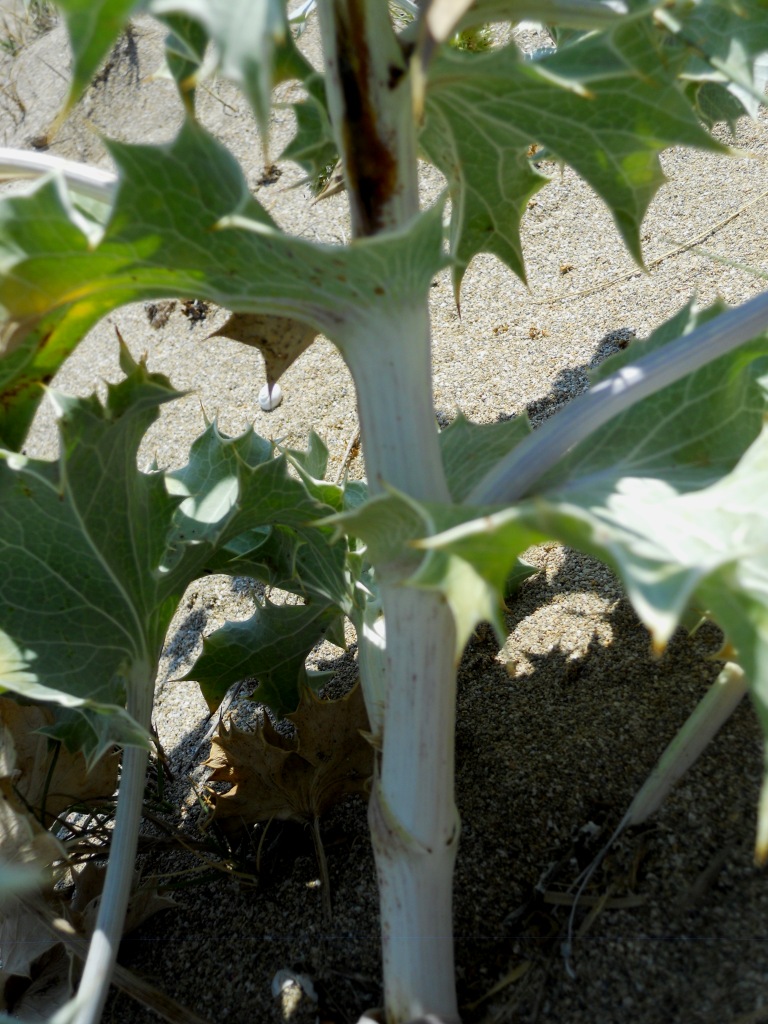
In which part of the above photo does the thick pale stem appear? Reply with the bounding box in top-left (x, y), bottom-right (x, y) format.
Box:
top-left (344, 307), bottom-right (460, 1023)
top-left (316, 0), bottom-right (418, 237)
top-left (57, 671), bottom-right (152, 1024)
top-left (378, 588), bottom-right (457, 846)
top-left (370, 586), bottom-right (460, 1024)
top-left (341, 304), bottom-right (448, 502)
top-left (317, 5), bottom-right (462, 1020)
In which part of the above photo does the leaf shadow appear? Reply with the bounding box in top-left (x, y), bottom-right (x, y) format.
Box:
top-left (524, 326), bottom-right (637, 426)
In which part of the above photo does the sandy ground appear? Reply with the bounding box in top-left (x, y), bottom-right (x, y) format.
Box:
top-left (3, 6), bottom-right (768, 1024)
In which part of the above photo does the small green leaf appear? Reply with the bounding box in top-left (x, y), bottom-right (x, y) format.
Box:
top-left (164, 422), bottom-right (353, 610)
top-left (326, 491), bottom-right (429, 579)
top-left (160, 13), bottom-right (209, 112)
top-left (279, 78), bottom-right (339, 186)
top-left (150, 0), bottom-right (314, 138)
top-left (284, 430), bottom-right (330, 483)
top-left (661, 0), bottom-right (768, 118)
top-left (187, 598), bottom-right (340, 716)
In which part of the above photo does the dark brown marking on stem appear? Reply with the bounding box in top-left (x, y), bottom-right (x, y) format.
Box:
top-left (387, 62), bottom-right (405, 89)
top-left (334, 0), bottom-right (402, 236)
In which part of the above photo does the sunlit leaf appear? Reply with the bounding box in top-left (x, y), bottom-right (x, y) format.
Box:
top-left (422, 19), bottom-right (725, 294)
top-left (0, 119), bottom-right (446, 448)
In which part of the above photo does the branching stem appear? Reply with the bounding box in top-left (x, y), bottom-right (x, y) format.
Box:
top-left (317, 4), bottom-right (461, 1021)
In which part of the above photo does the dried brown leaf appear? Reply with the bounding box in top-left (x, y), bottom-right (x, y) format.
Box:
top-left (0, 722), bottom-right (64, 883)
top-left (74, 862), bottom-right (175, 935)
top-left (1, 871), bottom-right (175, 1013)
top-left (205, 682), bottom-right (373, 830)
top-left (0, 900), bottom-right (59, 978)
top-left (5, 943), bottom-right (72, 1020)
top-left (209, 313), bottom-right (319, 388)
top-left (0, 697), bottom-right (118, 826)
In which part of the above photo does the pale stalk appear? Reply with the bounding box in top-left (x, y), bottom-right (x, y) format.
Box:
top-left (0, 147), bottom-right (116, 201)
top-left (623, 661), bottom-right (747, 828)
top-left (342, 308), bottom-right (461, 1023)
top-left (370, 585), bottom-right (460, 1024)
top-left (317, 3), bottom-right (461, 1019)
top-left (55, 665), bottom-right (153, 1024)
top-left (563, 661), bottom-right (748, 969)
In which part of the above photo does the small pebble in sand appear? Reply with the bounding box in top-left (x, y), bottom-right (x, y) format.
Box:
top-left (259, 382), bottom-right (283, 411)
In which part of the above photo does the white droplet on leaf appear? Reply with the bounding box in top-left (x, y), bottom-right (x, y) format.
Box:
top-left (259, 382), bottom-right (283, 411)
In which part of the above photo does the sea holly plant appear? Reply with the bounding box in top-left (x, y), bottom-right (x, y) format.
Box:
top-left (1, 1), bottom-right (768, 1023)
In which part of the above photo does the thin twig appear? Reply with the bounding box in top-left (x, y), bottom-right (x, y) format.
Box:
top-left (334, 427), bottom-right (361, 484)
top-left (184, 680), bottom-right (245, 768)
top-left (312, 814), bottom-right (333, 923)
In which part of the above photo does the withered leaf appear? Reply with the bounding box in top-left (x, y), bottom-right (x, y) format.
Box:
top-left (0, 698), bottom-right (118, 827)
top-left (4, 942), bottom-right (72, 1019)
top-left (74, 862), bottom-right (175, 935)
top-left (205, 682), bottom-right (373, 830)
top-left (0, 708), bottom-right (170, 1017)
top-left (209, 313), bottom-right (319, 388)
top-left (1, 876), bottom-right (175, 1018)
top-left (0, 899), bottom-right (59, 979)
top-left (0, 715), bottom-right (66, 881)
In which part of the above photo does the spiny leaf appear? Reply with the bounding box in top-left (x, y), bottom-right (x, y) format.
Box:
top-left (418, 299), bottom-right (768, 636)
top-left (0, 345), bottom-right (345, 760)
top-left (534, 298), bottom-right (768, 494)
top-left (422, 18), bottom-right (726, 295)
top-left (204, 682), bottom-right (372, 830)
top-left (187, 598), bottom-right (341, 717)
top-left (0, 349), bottom-right (182, 757)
